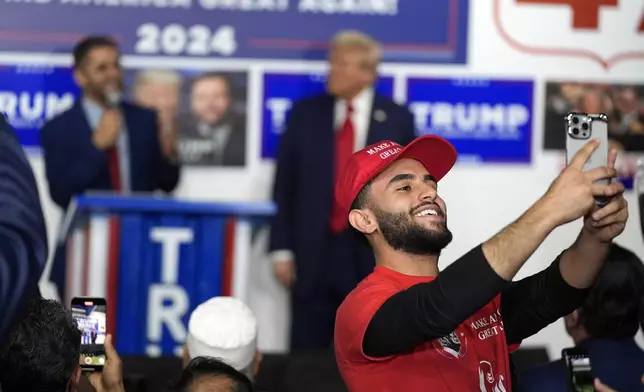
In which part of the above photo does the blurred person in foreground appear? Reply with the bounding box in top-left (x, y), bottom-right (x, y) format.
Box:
top-left (519, 244), bottom-right (644, 392)
top-left (0, 297), bottom-right (124, 392)
top-left (333, 136), bottom-right (628, 391)
top-left (270, 30), bottom-right (416, 350)
top-left (171, 357), bottom-right (254, 392)
top-left (0, 114), bottom-right (48, 343)
top-left (40, 36), bottom-right (181, 300)
top-left (177, 72), bottom-right (246, 166)
top-left (182, 297), bottom-right (262, 382)
top-left (131, 69), bottom-right (183, 157)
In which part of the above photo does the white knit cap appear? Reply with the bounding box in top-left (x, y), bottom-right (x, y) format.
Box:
top-left (187, 297), bottom-right (257, 371)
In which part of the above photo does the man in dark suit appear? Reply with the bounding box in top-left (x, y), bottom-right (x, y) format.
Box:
top-left (40, 36), bottom-right (181, 299)
top-left (0, 114), bottom-right (48, 344)
top-left (177, 72), bottom-right (246, 167)
top-left (270, 30), bottom-right (417, 350)
top-left (518, 244), bottom-right (644, 392)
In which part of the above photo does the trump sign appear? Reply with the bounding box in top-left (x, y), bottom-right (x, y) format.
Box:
top-left (407, 78), bottom-right (534, 163)
top-left (261, 72), bottom-right (395, 159)
top-left (0, 65), bottom-right (79, 147)
top-left (494, 0), bottom-right (644, 69)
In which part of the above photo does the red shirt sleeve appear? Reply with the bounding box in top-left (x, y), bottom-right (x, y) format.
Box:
top-left (335, 278), bottom-right (402, 364)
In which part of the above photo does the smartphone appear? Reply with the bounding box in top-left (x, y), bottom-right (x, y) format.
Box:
top-left (565, 112), bottom-right (610, 205)
top-left (562, 348), bottom-right (596, 392)
top-left (71, 297), bottom-right (107, 371)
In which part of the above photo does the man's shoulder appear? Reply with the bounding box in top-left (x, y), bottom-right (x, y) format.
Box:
top-left (291, 93), bottom-right (333, 111)
top-left (42, 104), bottom-right (79, 130)
top-left (122, 101), bottom-right (156, 119)
top-left (337, 272), bottom-right (402, 322)
top-left (374, 94), bottom-right (410, 114)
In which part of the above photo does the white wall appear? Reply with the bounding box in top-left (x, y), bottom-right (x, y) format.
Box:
top-left (23, 0), bottom-right (644, 358)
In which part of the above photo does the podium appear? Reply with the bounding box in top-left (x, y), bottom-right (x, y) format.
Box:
top-left (59, 194), bottom-right (275, 357)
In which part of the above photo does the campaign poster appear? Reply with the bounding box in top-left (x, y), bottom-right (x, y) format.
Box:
top-left (126, 69), bottom-right (249, 167)
top-left (543, 81), bottom-right (644, 190)
top-left (261, 72), bottom-right (395, 159)
top-left (406, 78), bottom-right (534, 163)
top-left (0, 65), bottom-right (79, 147)
top-left (0, 0), bottom-right (469, 63)
top-left (543, 82), bottom-right (644, 151)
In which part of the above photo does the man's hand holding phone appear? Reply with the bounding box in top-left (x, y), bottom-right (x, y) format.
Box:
top-left (87, 335), bottom-right (124, 392)
top-left (541, 140), bottom-right (622, 227)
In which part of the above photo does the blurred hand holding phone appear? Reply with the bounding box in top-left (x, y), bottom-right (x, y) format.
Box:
top-left (563, 348), bottom-right (596, 392)
top-left (87, 334), bottom-right (124, 392)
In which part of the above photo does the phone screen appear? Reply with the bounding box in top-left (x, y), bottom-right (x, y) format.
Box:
top-left (566, 354), bottom-right (595, 392)
top-left (71, 298), bottom-right (106, 369)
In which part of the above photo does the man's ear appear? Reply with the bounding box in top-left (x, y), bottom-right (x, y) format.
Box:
top-left (348, 209), bottom-right (377, 234)
top-left (73, 69), bottom-right (85, 88)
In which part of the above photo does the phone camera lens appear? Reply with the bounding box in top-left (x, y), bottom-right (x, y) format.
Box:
top-left (572, 128), bottom-right (579, 135)
top-left (572, 117), bottom-right (580, 124)
top-left (581, 123), bottom-right (589, 130)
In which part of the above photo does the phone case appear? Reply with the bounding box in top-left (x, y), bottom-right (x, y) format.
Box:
top-left (565, 112), bottom-right (609, 186)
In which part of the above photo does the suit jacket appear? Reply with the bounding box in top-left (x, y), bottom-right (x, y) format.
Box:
top-left (177, 114), bottom-right (246, 167)
top-left (0, 114), bottom-right (48, 344)
top-left (269, 93), bottom-right (416, 292)
top-left (518, 339), bottom-right (644, 392)
top-left (40, 100), bottom-right (180, 210)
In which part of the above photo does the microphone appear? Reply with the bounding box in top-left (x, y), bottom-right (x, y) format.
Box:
top-left (636, 158), bottom-right (644, 242)
top-left (105, 90), bottom-right (122, 108)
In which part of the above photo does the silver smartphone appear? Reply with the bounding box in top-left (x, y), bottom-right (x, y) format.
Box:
top-left (565, 112), bottom-right (610, 205)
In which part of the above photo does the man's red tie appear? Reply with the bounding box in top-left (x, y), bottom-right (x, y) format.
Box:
top-left (330, 102), bottom-right (355, 233)
top-left (106, 147), bottom-right (122, 192)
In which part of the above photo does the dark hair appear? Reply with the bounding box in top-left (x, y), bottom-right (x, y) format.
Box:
top-left (171, 356), bottom-right (254, 392)
top-left (190, 72), bottom-right (233, 95)
top-left (73, 36), bottom-right (118, 69)
top-left (350, 181), bottom-right (372, 211)
top-left (578, 243), bottom-right (644, 339)
top-left (0, 297), bottom-right (81, 392)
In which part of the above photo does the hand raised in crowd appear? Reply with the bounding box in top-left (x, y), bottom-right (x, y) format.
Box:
top-left (92, 109), bottom-right (122, 150)
top-left (541, 140), bottom-right (623, 227)
top-left (582, 147), bottom-right (628, 242)
top-left (87, 334), bottom-right (125, 392)
top-left (273, 259), bottom-right (297, 289)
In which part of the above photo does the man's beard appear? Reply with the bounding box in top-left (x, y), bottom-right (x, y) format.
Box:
top-left (373, 206), bottom-right (453, 256)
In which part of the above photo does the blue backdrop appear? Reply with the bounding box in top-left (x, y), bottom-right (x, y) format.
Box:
top-left (261, 72), bottom-right (395, 159)
top-left (0, 0), bottom-right (469, 63)
top-left (0, 66), bottom-right (79, 147)
top-left (406, 78), bottom-right (534, 163)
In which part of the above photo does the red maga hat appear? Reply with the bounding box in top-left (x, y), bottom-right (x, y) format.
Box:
top-left (332, 135), bottom-right (458, 232)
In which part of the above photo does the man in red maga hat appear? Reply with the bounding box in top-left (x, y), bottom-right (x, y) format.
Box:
top-left (333, 135), bottom-right (629, 392)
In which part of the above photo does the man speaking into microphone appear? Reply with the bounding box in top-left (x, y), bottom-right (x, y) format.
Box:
top-left (40, 36), bottom-right (181, 300)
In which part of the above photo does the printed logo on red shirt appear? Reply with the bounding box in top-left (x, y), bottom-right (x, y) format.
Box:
top-left (478, 360), bottom-right (508, 392)
top-left (432, 330), bottom-right (468, 359)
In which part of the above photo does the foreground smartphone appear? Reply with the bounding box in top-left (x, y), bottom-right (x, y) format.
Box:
top-left (563, 348), bottom-right (596, 392)
top-left (71, 297), bottom-right (107, 371)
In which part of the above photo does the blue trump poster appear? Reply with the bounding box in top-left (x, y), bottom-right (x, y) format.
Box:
top-left (406, 78), bottom-right (534, 163)
top-left (0, 66), bottom-right (79, 147)
top-left (0, 0), bottom-right (469, 63)
top-left (261, 72), bottom-right (395, 159)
